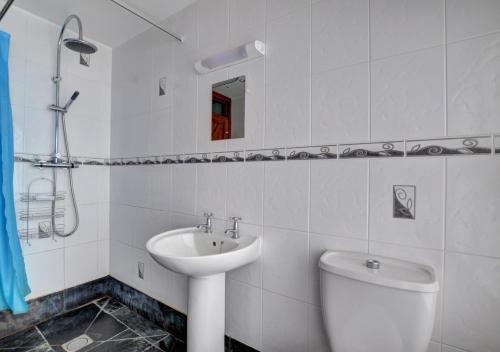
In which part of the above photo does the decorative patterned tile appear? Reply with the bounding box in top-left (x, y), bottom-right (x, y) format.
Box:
top-left (183, 153), bottom-right (211, 164)
top-left (121, 157), bottom-right (142, 166)
top-left (287, 145), bottom-right (337, 160)
top-left (212, 151), bottom-right (245, 163)
top-left (138, 156), bottom-right (161, 165)
top-left (393, 185), bottom-right (416, 219)
top-left (339, 141), bottom-right (404, 158)
top-left (406, 136), bottom-right (491, 156)
top-left (245, 148), bottom-right (286, 162)
top-left (157, 155), bottom-right (180, 164)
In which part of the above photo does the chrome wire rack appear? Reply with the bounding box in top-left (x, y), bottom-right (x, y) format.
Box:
top-left (17, 177), bottom-right (66, 245)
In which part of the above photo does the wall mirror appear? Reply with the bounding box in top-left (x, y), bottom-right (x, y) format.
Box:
top-left (212, 76), bottom-right (245, 141)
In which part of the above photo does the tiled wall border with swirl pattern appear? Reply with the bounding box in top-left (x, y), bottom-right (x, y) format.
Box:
top-left (14, 135), bottom-right (500, 167)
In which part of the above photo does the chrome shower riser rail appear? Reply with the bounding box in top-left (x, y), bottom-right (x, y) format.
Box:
top-left (0, 0), bottom-right (15, 22)
top-left (109, 0), bottom-right (183, 42)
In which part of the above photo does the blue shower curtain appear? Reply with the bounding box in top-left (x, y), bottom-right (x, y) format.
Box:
top-left (0, 30), bottom-right (30, 314)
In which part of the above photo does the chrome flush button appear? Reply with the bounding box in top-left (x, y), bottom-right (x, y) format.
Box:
top-left (366, 259), bottom-right (380, 269)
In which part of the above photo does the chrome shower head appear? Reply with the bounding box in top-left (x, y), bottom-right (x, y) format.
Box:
top-left (63, 38), bottom-right (98, 54)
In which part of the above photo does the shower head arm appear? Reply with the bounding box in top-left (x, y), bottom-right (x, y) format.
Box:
top-left (56, 14), bottom-right (83, 78)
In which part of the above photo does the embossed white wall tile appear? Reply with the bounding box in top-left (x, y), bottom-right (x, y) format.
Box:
top-left (172, 43), bottom-right (197, 154)
top-left (446, 157), bottom-right (500, 258)
top-left (147, 165), bottom-right (172, 211)
top-left (226, 279), bottom-right (262, 350)
top-left (312, 63), bottom-right (369, 144)
top-left (110, 166), bottom-right (148, 207)
top-left (112, 115), bottom-right (150, 157)
top-left (308, 233), bottom-right (368, 305)
top-left (371, 46), bottom-right (445, 140)
top-left (307, 304), bottom-right (330, 352)
top-left (443, 252), bottom-right (500, 352)
top-left (427, 342), bottom-right (443, 352)
top-left (263, 226), bottom-right (308, 300)
top-left (262, 291), bottom-right (308, 352)
top-left (196, 163), bottom-right (227, 218)
top-left (227, 223), bottom-right (263, 287)
top-left (370, 0), bottom-right (444, 59)
top-left (229, 0), bottom-right (266, 45)
top-left (310, 159), bottom-right (368, 238)
top-left (111, 30), bottom-right (153, 119)
top-left (98, 240), bottom-right (110, 277)
top-left (369, 241), bottom-right (444, 341)
top-left (446, 0), bottom-right (500, 42)
top-left (447, 33), bottom-right (500, 135)
top-left (265, 6), bottom-right (311, 148)
top-left (198, 0), bottom-right (229, 51)
top-left (171, 164), bottom-right (196, 215)
top-left (266, 0), bottom-right (309, 22)
top-left (227, 162), bottom-right (264, 226)
top-left (64, 204), bottom-right (99, 247)
top-left (149, 108), bottom-right (173, 156)
top-left (369, 158), bottom-right (445, 249)
top-left (110, 240), bottom-right (133, 284)
top-left (441, 345), bottom-right (467, 352)
top-left (66, 117), bottom-right (110, 158)
top-left (23, 108), bottom-right (54, 155)
top-left (263, 161), bottom-right (309, 231)
top-left (312, 0), bottom-right (368, 73)
top-left (65, 242), bottom-right (99, 288)
top-left (24, 249), bottom-right (65, 299)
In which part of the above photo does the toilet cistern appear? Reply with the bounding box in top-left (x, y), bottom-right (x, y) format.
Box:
top-left (319, 251), bottom-right (439, 352)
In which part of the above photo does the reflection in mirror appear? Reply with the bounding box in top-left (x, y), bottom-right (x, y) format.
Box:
top-left (212, 76), bottom-right (245, 141)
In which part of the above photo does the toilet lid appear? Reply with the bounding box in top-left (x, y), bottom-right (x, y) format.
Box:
top-left (319, 251), bottom-right (439, 293)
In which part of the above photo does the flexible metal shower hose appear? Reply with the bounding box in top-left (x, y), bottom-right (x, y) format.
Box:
top-left (52, 112), bottom-right (80, 237)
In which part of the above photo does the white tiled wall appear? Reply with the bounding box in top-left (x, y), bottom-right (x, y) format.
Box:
top-left (0, 6), bottom-right (112, 299)
top-left (107, 1), bottom-right (500, 352)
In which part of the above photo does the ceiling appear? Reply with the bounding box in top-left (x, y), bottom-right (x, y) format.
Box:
top-left (11, 0), bottom-right (196, 47)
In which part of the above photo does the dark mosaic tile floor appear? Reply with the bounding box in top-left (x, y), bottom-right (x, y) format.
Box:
top-left (0, 297), bottom-right (185, 352)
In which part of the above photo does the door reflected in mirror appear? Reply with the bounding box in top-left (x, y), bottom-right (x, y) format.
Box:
top-left (212, 76), bottom-right (245, 141)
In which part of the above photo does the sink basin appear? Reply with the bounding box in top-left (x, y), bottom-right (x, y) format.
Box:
top-left (146, 227), bottom-right (260, 277)
top-left (146, 227), bottom-right (261, 352)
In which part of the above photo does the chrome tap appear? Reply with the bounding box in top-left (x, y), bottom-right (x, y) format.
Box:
top-left (225, 217), bottom-right (241, 239)
top-left (197, 212), bottom-right (214, 234)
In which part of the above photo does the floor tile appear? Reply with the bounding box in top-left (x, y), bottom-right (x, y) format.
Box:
top-left (37, 303), bottom-right (127, 347)
top-left (95, 297), bottom-right (125, 314)
top-left (0, 327), bottom-right (46, 351)
top-left (153, 335), bottom-right (186, 352)
top-left (87, 329), bottom-right (152, 352)
top-left (112, 307), bottom-right (169, 343)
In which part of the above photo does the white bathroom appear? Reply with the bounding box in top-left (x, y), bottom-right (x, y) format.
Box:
top-left (0, 0), bottom-right (499, 351)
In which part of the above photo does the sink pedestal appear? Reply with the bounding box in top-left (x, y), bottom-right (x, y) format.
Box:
top-left (187, 273), bottom-right (226, 352)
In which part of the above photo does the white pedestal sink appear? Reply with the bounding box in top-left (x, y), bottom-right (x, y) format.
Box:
top-left (146, 227), bottom-right (261, 352)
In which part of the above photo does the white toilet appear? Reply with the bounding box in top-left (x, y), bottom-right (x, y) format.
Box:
top-left (319, 251), bottom-right (439, 352)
